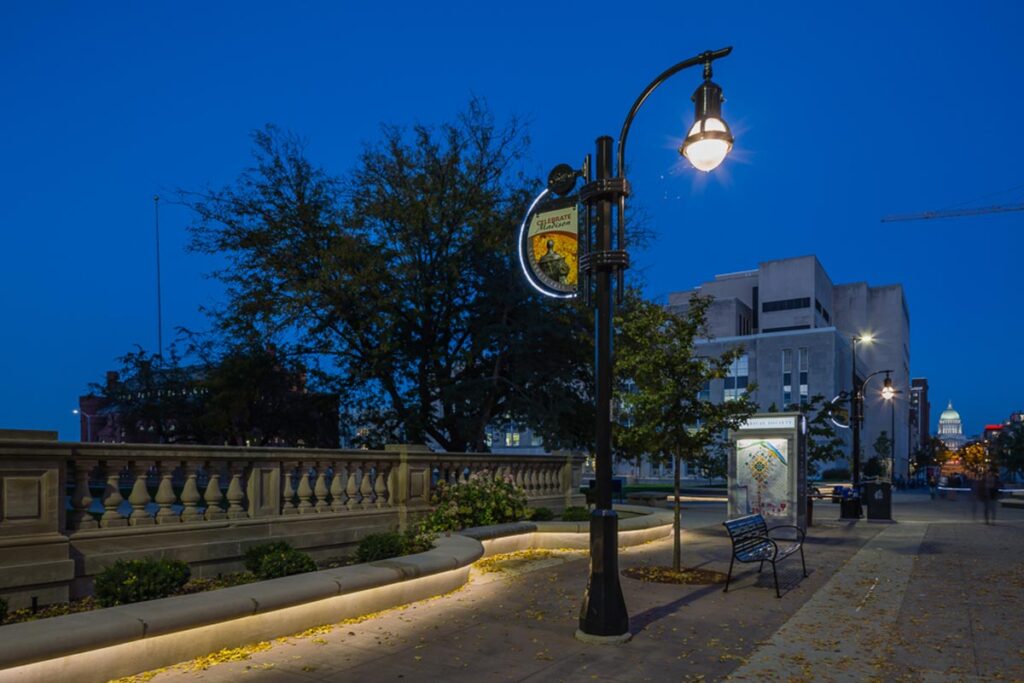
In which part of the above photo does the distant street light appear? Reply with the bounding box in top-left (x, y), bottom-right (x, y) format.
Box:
top-left (881, 373), bottom-right (903, 480)
top-left (72, 408), bottom-right (98, 442)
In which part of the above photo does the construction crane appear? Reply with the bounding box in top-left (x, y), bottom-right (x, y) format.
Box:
top-left (881, 202), bottom-right (1024, 222)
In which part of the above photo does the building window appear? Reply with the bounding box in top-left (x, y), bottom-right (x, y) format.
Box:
top-left (782, 349), bottom-right (792, 406)
top-left (698, 380), bottom-right (711, 402)
top-left (798, 348), bottom-right (809, 405)
top-left (725, 354), bottom-right (749, 402)
top-left (814, 298), bottom-right (831, 323)
top-left (762, 297), bottom-right (810, 312)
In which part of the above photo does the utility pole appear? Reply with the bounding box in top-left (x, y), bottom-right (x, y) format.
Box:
top-left (154, 194), bottom-right (163, 360)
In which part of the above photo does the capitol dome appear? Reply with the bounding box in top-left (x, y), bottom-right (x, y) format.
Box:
top-left (938, 400), bottom-right (966, 450)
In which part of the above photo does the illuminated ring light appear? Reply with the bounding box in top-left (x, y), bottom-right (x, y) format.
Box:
top-left (829, 394), bottom-right (851, 430)
top-left (517, 187), bottom-right (577, 299)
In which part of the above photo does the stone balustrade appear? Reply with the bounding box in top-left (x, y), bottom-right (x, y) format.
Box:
top-left (0, 432), bottom-right (584, 609)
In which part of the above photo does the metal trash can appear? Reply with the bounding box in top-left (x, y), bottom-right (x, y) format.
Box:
top-left (839, 487), bottom-right (862, 519)
top-left (864, 482), bottom-right (892, 520)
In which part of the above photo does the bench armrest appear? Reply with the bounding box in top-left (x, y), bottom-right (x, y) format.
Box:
top-left (766, 524), bottom-right (805, 544)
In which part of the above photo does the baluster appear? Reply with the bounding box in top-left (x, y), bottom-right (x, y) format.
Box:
top-left (386, 463), bottom-right (399, 507)
top-left (226, 462), bottom-right (247, 519)
top-left (359, 462), bottom-right (374, 509)
top-left (314, 462), bottom-right (330, 513)
top-left (296, 462), bottom-right (314, 513)
top-left (459, 464), bottom-right (470, 485)
top-left (526, 466), bottom-right (538, 496)
top-left (69, 459), bottom-right (98, 531)
top-left (514, 464), bottom-right (525, 491)
top-left (374, 461), bottom-right (388, 508)
top-left (128, 460), bottom-right (154, 526)
top-left (539, 466), bottom-right (551, 494)
top-left (281, 462), bottom-right (298, 515)
top-left (180, 462), bottom-right (204, 523)
top-left (154, 461), bottom-right (179, 523)
top-left (345, 462), bottom-right (360, 510)
top-left (204, 461), bottom-right (226, 521)
top-left (330, 461), bottom-right (348, 512)
top-left (99, 460), bottom-right (128, 527)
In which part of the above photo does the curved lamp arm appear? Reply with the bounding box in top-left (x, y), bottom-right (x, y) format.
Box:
top-left (616, 46), bottom-right (732, 177)
top-left (859, 369), bottom-right (895, 396)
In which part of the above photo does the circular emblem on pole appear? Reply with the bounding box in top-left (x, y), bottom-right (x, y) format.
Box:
top-left (517, 190), bottom-right (580, 298)
top-left (547, 163), bottom-right (578, 197)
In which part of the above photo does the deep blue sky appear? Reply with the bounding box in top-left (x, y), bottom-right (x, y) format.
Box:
top-left (2, 1), bottom-right (1021, 440)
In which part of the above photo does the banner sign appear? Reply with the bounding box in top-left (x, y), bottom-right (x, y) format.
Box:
top-left (517, 191), bottom-right (579, 298)
top-left (737, 416), bottom-right (796, 430)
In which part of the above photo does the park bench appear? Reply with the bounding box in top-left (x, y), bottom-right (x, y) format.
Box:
top-left (722, 513), bottom-right (807, 598)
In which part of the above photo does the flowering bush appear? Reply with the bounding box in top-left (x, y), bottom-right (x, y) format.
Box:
top-left (420, 471), bottom-right (528, 533)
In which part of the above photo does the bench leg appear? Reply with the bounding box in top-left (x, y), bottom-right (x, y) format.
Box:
top-left (723, 556), bottom-right (735, 593)
top-left (772, 562), bottom-right (780, 598)
top-left (758, 560), bottom-right (764, 573)
top-left (800, 545), bottom-right (808, 578)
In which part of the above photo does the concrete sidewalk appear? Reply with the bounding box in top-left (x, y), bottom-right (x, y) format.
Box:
top-left (131, 495), bottom-right (1024, 683)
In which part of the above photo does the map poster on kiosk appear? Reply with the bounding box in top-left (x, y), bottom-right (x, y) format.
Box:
top-left (728, 413), bottom-right (807, 530)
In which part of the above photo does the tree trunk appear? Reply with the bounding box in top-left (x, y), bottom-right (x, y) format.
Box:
top-left (673, 453), bottom-right (681, 572)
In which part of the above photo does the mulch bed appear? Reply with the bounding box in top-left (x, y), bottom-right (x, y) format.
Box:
top-left (622, 565), bottom-right (728, 585)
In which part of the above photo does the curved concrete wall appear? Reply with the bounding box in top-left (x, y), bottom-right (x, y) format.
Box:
top-left (0, 505), bottom-right (673, 683)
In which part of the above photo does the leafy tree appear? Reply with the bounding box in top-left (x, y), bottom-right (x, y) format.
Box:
top-left (94, 346), bottom-right (207, 444)
top-left (616, 294), bottom-right (756, 572)
top-left (914, 435), bottom-right (947, 473)
top-left (959, 442), bottom-right (988, 475)
top-left (771, 394), bottom-right (847, 476)
top-left (994, 422), bottom-right (1024, 481)
top-left (197, 344), bottom-right (339, 447)
top-left (92, 343), bottom-right (338, 446)
top-left (183, 102), bottom-right (592, 452)
top-left (690, 432), bottom-right (729, 484)
top-left (872, 430), bottom-right (892, 460)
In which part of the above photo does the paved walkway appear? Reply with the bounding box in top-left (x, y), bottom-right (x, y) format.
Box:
top-left (131, 494), bottom-right (1024, 683)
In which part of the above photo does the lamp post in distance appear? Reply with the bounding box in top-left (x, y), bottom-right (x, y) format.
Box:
top-left (846, 333), bottom-right (875, 518)
top-left (72, 408), bottom-right (98, 443)
top-left (540, 47), bottom-right (735, 642)
top-left (881, 373), bottom-right (902, 482)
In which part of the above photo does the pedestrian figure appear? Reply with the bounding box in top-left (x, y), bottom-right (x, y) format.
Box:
top-left (928, 474), bottom-right (937, 500)
top-left (982, 469), bottom-right (1001, 525)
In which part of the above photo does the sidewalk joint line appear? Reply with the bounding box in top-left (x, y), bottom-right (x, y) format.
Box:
top-left (855, 577), bottom-right (879, 612)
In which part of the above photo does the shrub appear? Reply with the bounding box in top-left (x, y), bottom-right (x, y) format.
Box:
top-left (560, 506), bottom-right (591, 522)
top-left (255, 546), bottom-right (317, 580)
top-left (243, 541), bottom-right (293, 573)
top-left (355, 525), bottom-right (436, 564)
top-left (820, 466), bottom-right (851, 481)
top-left (0, 596), bottom-right (7, 623)
top-left (528, 507), bottom-right (554, 521)
top-left (356, 532), bottom-right (406, 563)
top-left (94, 558), bottom-right (191, 607)
top-left (420, 472), bottom-right (528, 533)
top-left (402, 524), bottom-right (435, 555)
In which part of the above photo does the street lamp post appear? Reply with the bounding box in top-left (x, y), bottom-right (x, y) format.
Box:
top-left (72, 408), bottom-right (98, 442)
top-left (569, 47), bottom-right (734, 641)
top-left (881, 374), bottom-right (901, 482)
top-left (847, 335), bottom-right (872, 518)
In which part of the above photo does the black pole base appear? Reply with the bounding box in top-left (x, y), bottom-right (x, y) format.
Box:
top-left (578, 508), bottom-right (629, 639)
